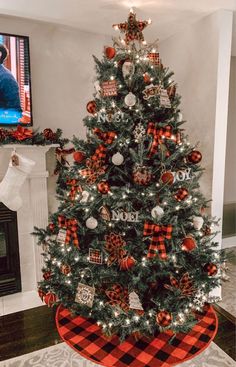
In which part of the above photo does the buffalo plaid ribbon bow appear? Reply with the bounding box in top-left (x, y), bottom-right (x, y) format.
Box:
top-left (104, 232), bottom-right (127, 266)
top-left (66, 179), bottom-right (82, 201)
top-left (58, 215), bottom-right (80, 248)
top-left (147, 122), bottom-right (172, 157)
top-left (105, 284), bottom-right (129, 312)
top-left (164, 272), bottom-right (195, 297)
top-left (80, 159), bottom-right (106, 185)
top-left (92, 128), bottom-right (117, 162)
top-left (143, 221), bottom-right (173, 260)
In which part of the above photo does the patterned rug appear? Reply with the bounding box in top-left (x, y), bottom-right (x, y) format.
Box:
top-left (1, 341), bottom-right (235, 367)
top-left (55, 305), bottom-right (218, 367)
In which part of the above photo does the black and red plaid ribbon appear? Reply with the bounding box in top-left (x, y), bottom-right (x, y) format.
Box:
top-left (105, 284), bottom-right (129, 312)
top-left (165, 272), bottom-right (196, 297)
top-left (80, 159), bottom-right (106, 184)
top-left (104, 233), bottom-right (127, 266)
top-left (66, 179), bottom-right (82, 201)
top-left (58, 215), bottom-right (79, 248)
top-left (143, 221), bottom-right (173, 260)
top-left (92, 128), bottom-right (117, 162)
top-left (147, 122), bottom-right (172, 157)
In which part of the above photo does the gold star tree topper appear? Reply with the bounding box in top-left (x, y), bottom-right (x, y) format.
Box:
top-left (113, 9), bottom-right (151, 44)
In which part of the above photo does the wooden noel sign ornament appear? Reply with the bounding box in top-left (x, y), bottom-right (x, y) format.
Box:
top-left (111, 209), bottom-right (139, 223)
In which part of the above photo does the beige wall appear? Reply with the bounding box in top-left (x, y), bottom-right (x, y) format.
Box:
top-left (159, 12), bottom-right (220, 200)
top-left (224, 56), bottom-right (236, 204)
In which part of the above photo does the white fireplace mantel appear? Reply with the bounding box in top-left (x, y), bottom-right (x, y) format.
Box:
top-left (0, 144), bottom-right (58, 293)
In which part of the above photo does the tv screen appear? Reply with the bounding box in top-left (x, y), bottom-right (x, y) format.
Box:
top-left (0, 33), bottom-right (32, 125)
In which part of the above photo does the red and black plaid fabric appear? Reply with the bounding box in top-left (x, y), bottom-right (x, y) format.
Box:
top-left (80, 159), bottom-right (106, 185)
top-left (143, 222), bottom-right (173, 260)
top-left (106, 284), bottom-right (129, 312)
top-left (58, 215), bottom-right (80, 248)
top-left (147, 122), bottom-right (172, 157)
top-left (91, 129), bottom-right (117, 162)
top-left (93, 128), bottom-right (117, 145)
top-left (56, 304), bottom-right (218, 367)
top-left (164, 273), bottom-right (195, 298)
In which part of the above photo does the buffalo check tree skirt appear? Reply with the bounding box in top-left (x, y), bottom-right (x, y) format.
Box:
top-left (56, 305), bottom-right (218, 367)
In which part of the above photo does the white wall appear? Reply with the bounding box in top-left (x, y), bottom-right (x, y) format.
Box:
top-left (224, 56), bottom-right (236, 204)
top-left (159, 12), bottom-right (221, 200)
top-left (0, 14), bottom-right (109, 139)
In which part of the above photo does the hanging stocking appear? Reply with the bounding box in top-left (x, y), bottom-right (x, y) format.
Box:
top-left (0, 151), bottom-right (35, 211)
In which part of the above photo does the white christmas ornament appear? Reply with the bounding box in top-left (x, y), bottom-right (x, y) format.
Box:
top-left (86, 217), bottom-right (98, 229)
top-left (124, 92), bottom-right (136, 107)
top-left (112, 152), bottom-right (124, 166)
top-left (151, 205), bottom-right (164, 219)
top-left (122, 60), bottom-right (135, 78)
top-left (192, 216), bottom-right (204, 230)
top-left (0, 152), bottom-right (35, 211)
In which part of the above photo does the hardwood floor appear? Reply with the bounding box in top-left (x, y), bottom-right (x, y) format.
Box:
top-left (0, 305), bottom-right (235, 362)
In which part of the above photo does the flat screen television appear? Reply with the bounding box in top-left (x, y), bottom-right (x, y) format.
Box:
top-left (0, 33), bottom-right (32, 125)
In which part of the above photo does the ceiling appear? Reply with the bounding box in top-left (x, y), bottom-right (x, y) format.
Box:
top-left (0, 0), bottom-right (236, 53)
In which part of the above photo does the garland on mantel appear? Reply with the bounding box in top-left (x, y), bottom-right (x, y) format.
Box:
top-left (0, 126), bottom-right (68, 147)
top-left (0, 125), bottom-right (75, 174)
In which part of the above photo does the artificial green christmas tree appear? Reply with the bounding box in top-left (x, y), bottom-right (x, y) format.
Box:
top-left (35, 10), bottom-right (226, 341)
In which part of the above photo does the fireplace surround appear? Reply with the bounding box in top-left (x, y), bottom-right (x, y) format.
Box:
top-left (0, 144), bottom-right (56, 296)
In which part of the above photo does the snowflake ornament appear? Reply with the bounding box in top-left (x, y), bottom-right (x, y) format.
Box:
top-left (133, 122), bottom-right (146, 142)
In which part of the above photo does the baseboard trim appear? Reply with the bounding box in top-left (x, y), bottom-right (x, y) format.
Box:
top-left (214, 304), bottom-right (236, 325)
top-left (222, 236), bottom-right (236, 249)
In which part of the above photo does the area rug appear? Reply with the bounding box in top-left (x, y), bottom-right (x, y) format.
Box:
top-left (0, 341), bottom-right (235, 367)
top-left (55, 305), bottom-right (218, 367)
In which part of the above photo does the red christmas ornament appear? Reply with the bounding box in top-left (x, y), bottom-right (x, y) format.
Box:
top-left (174, 188), bottom-right (189, 201)
top-left (119, 256), bottom-right (136, 270)
top-left (156, 310), bottom-right (172, 327)
top-left (104, 46), bottom-right (116, 59)
top-left (181, 236), bottom-right (197, 252)
top-left (143, 73), bottom-right (151, 84)
top-left (48, 222), bottom-right (55, 232)
top-left (86, 100), bottom-right (97, 115)
top-left (44, 292), bottom-right (57, 307)
top-left (97, 181), bottom-right (110, 194)
top-left (73, 151), bottom-right (85, 163)
top-left (38, 288), bottom-right (46, 301)
top-left (204, 263), bottom-right (218, 276)
top-left (60, 264), bottom-right (71, 275)
top-left (187, 150), bottom-right (202, 164)
top-left (161, 171), bottom-right (174, 185)
top-left (43, 271), bottom-right (52, 280)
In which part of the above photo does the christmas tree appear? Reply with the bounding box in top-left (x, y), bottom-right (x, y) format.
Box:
top-left (35, 10), bottom-right (226, 341)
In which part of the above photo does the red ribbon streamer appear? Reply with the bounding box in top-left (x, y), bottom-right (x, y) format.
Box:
top-left (80, 159), bottom-right (106, 184)
top-left (104, 232), bottom-right (127, 266)
top-left (143, 221), bottom-right (173, 260)
top-left (58, 215), bottom-right (79, 248)
top-left (147, 122), bottom-right (172, 157)
top-left (92, 128), bottom-right (116, 162)
top-left (66, 179), bottom-right (82, 201)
